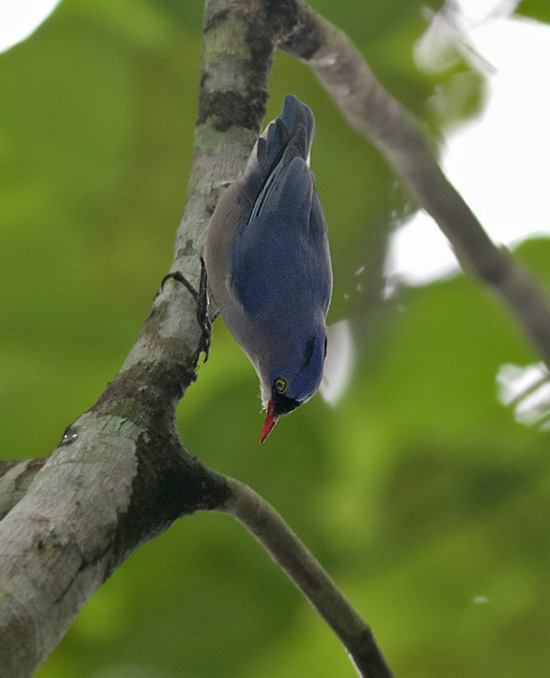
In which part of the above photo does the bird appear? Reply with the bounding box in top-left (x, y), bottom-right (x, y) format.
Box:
top-left (203, 94), bottom-right (332, 442)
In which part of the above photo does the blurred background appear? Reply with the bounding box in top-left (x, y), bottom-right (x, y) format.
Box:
top-left (1, 0), bottom-right (550, 676)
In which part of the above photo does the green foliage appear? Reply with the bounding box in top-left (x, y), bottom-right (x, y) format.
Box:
top-left (516, 0), bottom-right (550, 24)
top-left (1, 1), bottom-right (549, 677)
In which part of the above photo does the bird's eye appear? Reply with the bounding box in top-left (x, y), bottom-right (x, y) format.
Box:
top-left (274, 378), bottom-right (288, 394)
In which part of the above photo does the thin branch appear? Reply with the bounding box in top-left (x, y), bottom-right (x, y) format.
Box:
top-left (274, 0), bottom-right (550, 367)
top-left (220, 478), bottom-right (394, 678)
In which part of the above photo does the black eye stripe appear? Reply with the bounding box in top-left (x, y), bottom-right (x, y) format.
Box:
top-left (272, 391), bottom-right (300, 416)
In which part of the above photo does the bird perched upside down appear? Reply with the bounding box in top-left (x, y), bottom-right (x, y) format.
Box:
top-left (203, 95), bottom-right (333, 442)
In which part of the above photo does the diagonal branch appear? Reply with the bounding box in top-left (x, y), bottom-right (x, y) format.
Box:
top-left (272, 0), bottom-right (550, 366)
top-left (220, 478), bottom-right (394, 678)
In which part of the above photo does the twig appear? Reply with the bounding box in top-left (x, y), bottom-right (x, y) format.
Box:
top-left (220, 478), bottom-right (394, 678)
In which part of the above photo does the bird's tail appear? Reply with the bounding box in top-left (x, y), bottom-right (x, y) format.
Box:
top-left (279, 94), bottom-right (315, 162)
top-left (241, 95), bottom-right (315, 211)
top-left (257, 94), bottom-right (314, 168)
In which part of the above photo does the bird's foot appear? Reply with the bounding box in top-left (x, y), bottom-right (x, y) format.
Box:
top-left (161, 259), bottom-right (211, 363)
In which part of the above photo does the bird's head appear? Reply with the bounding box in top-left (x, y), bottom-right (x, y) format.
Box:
top-left (259, 330), bottom-right (327, 443)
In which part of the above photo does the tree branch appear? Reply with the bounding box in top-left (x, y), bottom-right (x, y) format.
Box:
top-left (220, 478), bottom-right (394, 678)
top-left (273, 0), bottom-right (550, 366)
top-left (0, 412), bottom-right (231, 677)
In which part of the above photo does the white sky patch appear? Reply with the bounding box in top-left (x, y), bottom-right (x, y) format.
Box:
top-left (0, 0), bottom-right (61, 53)
top-left (388, 5), bottom-right (550, 285)
top-left (497, 362), bottom-right (550, 430)
top-left (321, 320), bottom-right (355, 406)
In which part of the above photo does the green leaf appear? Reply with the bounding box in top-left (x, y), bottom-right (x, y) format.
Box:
top-left (515, 0), bottom-right (550, 24)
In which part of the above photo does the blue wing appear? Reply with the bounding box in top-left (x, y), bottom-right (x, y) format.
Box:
top-left (231, 95), bottom-right (331, 333)
top-left (231, 155), bottom-right (331, 327)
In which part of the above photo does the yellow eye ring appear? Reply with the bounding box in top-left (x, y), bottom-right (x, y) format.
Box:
top-left (274, 378), bottom-right (288, 394)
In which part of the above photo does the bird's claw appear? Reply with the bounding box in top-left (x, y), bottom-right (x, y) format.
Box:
top-left (161, 260), bottom-right (211, 363)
